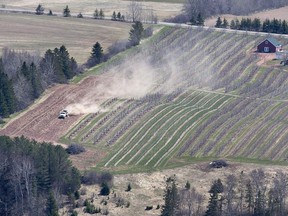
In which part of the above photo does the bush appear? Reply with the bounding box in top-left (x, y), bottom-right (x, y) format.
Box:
top-left (70, 210), bottom-right (78, 216)
top-left (101, 208), bottom-right (109, 215)
top-left (106, 40), bottom-right (128, 59)
top-left (145, 206), bottom-right (153, 210)
top-left (209, 160), bottom-right (228, 168)
top-left (143, 26), bottom-right (153, 38)
top-left (80, 187), bottom-right (87, 195)
top-left (66, 144), bottom-right (86, 155)
top-left (84, 199), bottom-right (97, 214)
top-left (74, 190), bottom-right (80, 200)
top-left (81, 171), bottom-right (113, 185)
top-left (125, 183), bottom-right (132, 192)
top-left (100, 182), bottom-right (110, 196)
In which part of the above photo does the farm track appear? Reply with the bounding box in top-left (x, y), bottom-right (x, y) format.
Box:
top-left (0, 75), bottom-right (114, 143)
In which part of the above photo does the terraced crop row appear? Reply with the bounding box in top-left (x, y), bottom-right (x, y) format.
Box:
top-left (66, 26), bottom-right (288, 171)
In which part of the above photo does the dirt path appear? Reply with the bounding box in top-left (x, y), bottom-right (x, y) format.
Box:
top-left (0, 75), bottom-right (107, 143)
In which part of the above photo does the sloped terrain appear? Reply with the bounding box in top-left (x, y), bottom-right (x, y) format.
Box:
top-left (1, 26), bottom-right (288, 171)
top-left (66, 27), bottom-right (288, 171)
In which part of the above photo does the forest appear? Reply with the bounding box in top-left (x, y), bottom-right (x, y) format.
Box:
top-left (0, 136), bottom-right (81, 216)
top-left (0, 46), bottom-right (78, 117)
top-left (162, 169), bottom-right (288, 216)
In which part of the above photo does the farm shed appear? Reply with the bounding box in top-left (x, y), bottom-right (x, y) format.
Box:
top-left (257, 37), bottom-right (282, 53)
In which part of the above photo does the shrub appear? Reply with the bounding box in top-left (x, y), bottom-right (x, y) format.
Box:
top-left (74, 190), bottom-right (80, 200)
top-left (185, 181), bottom-right (191, 190)
top-left (145, 206), bottom-right (153, 210)
top-left (81, 171), bottom-right (113, 185)
top-left (80, 188), bottom-right (87, 195)
top-left (101, 208), bottom-right (109, 215)
top-left (100, 182), bottom-right (110, 196)
top-left (66, 144), bottom-right (85, 155)
top-left (143, 26), bottom-right (153, 38)
top-left (209, 160), bottom-right (228, 168)
top-left (70, 210), bottom-right (78, 216)
top-left (125, 183), bottom-right (132, 192)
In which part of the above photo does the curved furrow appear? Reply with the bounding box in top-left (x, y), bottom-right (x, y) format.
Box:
top-left (117, 93), bottom-right (213, 166)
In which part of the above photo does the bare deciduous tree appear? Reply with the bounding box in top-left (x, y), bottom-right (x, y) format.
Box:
top-left (127, 0), bottom-right (143, 22)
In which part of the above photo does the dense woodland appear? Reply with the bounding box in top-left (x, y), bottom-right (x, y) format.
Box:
top-left (162, 169), bottom-right (288, 216)
top-left (0, 46), bottom-right (78, 117)
top-left (0, 136), bottom-right (81, 216)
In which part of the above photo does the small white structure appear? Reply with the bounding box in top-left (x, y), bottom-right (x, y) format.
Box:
top-left (276, 51), bottom-right (288, 60)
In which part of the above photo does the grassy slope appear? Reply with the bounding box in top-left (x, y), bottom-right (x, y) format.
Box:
top-left (63, 26), bottom-right (288, 173)
top-left (0, 13), bottom-right (131, 64)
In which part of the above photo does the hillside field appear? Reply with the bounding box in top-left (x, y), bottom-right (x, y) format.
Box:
top-left (0, 13), bottom-right (132, 64)
top-left (1, 0), bottom-right (183, 21)
top-left (1, 25), bottom-right (288, 173)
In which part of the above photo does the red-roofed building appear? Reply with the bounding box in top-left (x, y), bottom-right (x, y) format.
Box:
top-left (257, 37), bottom-right (282, 53)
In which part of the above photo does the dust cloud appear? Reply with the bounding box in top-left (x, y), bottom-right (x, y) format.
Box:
top-left (65, 59), bottom-right (159, 115)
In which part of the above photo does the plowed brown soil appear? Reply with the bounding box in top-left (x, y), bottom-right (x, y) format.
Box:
top-left (0, 75), bottom-right (104, 143)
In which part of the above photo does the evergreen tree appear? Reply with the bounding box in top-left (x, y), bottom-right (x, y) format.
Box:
top-left (281, 20), bottom-right (288, 34)
top-left (52, 48), bottom-right (67, 83)
top-left (190, 15), bottom-right (197, 25)
top-left (112, 11), bottom-right (117, 20)
top-left (59, 45), bottom-right (74, 79)
top-left (252, 18), bottom-right (261, 31)
top-left (46, 192), bottom-right (59, 216)
top-left (196, 13), bottom-right (204, 26)
top-left (205, 179), bottom-right (223, 216)
top-left (0, 90), bottom-right (9, 117)
top-left (254, 190), bottom-right (265, 216)
top-left (185, 181), bottom-right (191, 190)
top-left (263, 19), bottom-right (271, 32)
top-left (48, 10), bottom-right (53, 16)
top-left (240, 18), bottom-right (248, 30)
top-left (30, 62), bottom-right (43, 98)
top-left (230, 19), bottom-right (236, 29)
top-left (77, 12), bottom-right (83, 18)
top-left (222, 18), bottom-right (228, 28)
top-left (21, 61), bottom-right (31, 79)
top-left (63, 5), bottom-right (71, 17)
top-left (117, 12), bottom-right (121, 20)
top-left (88, 42), bottom-right (103, 66)
top-left (129, 21), bottom-right (144, 46)
top-left (245, 180), bottom-right (254, 214)
top-left (93, 9), bottom-right (99, 19)
top-left (0, 59), bottom-right (16, 114)
top-left (35, 4), bottom-right (44, 15)
top-left (126, 183), bottom-right (132, 192)
top-left (161, 177), bottom-right (179, 216)
top-left (100, 182), bottom-right (110, 196)
top-left (235, 18), bottom-right (240, 29)
top-left (215, 17), bottom-right (222, 28)
top-left (99, 9), bottom-right (105, 19)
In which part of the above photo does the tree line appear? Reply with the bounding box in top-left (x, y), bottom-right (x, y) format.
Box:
top-left (215, 17), bottom-right (288, 34)
top-left (169, 0), bottom-right (288, 23)
top-left (161, 169), bottom-right (288, 216)
top-left (0, 136), bottom-right (81, 216)
top-left (35, 2), bottom-right (157, 24)
top-left (0, 46), bottom-right (78, 118)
